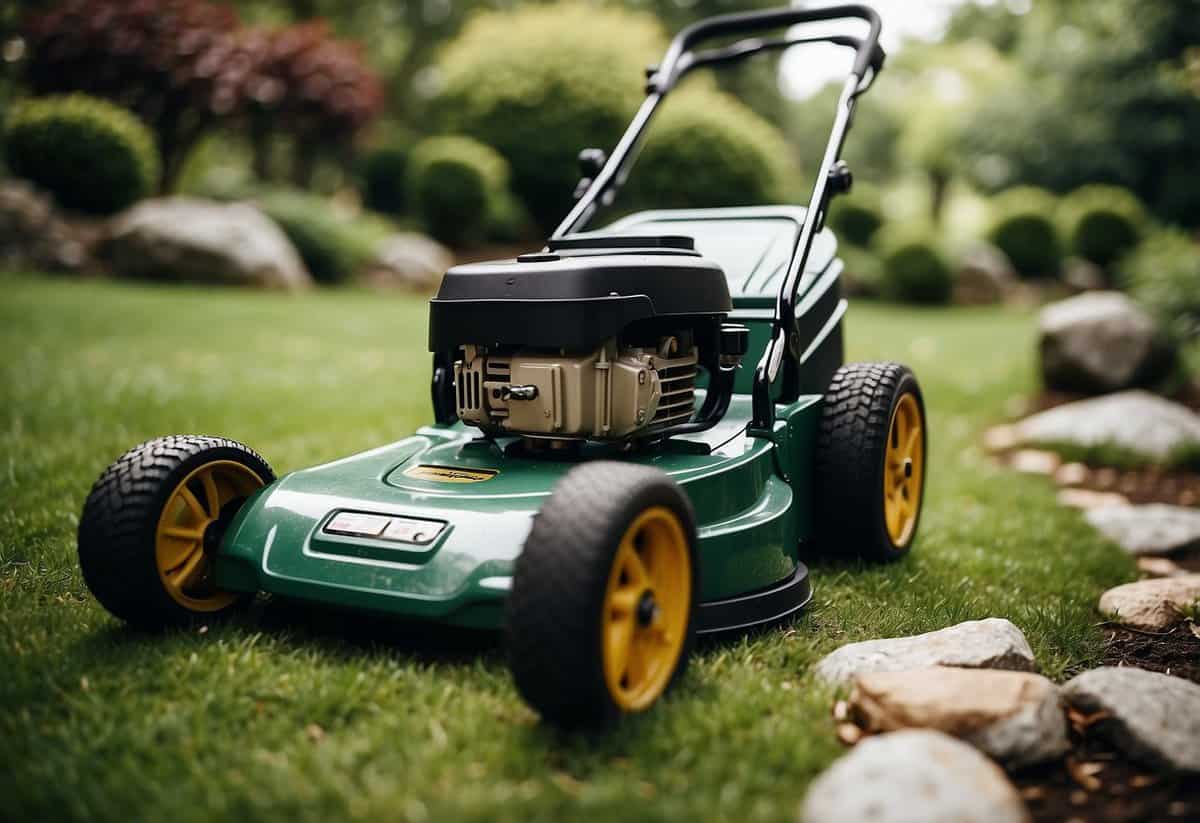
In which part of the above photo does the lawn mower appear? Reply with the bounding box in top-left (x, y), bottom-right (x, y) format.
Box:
top-left (78, 4), bottom-right (927, 729)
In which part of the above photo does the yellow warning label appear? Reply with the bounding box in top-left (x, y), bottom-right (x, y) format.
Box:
top-left (402, 464), bottom-right (498, 483)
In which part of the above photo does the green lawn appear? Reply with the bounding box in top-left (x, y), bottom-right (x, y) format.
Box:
top-left (0, 273), bottom-right (1132, 823)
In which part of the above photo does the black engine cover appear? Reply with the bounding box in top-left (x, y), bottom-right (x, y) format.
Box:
top-left (428, 236), bottom-right (732, 352)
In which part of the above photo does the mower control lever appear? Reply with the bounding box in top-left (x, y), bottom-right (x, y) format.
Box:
top-left (827, 162), bottom-right (853, 196)
top-left (573, 148), bottom-right (609, 199)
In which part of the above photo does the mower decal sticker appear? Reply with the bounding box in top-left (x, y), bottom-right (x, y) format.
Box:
top-left (402, 464), bottom-right (498, 483)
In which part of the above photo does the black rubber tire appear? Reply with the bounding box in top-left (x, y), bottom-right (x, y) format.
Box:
top-left (78, 435), bottom-right (274, 628)
top-left (814, 362), bottom-right (927, 562)
top-left (507, 461), bottom-right (699, 730)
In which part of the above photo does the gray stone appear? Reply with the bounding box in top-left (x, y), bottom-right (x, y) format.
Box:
top-left (364, 231), bottom-right (453, 290)
top-left (1062, 667), bottom-right (1200, 774)
top-left (1098, 574), bottom-right (1200, 631)
top-left (1061, 256), bottom-right (1108, 293)
top-left (1038, 291), bottom-right (1175, 393)
top-left (800, 730), bottom-right (1030, 823)
top-left (815, 619), bottom-right (1037, 686)
top-left (848, 667), bottom-right (1069, 769)
top-left (1085, 504), bottom-right (1200, 555)
top-left (954, 244), bottom-right (1017, 305)
top-left (1014, 391), bottom-right (1200, 463)
top-left (106, 197), bottom-right (311, 289)
top-left (0, 179), bottom-right (95, 271)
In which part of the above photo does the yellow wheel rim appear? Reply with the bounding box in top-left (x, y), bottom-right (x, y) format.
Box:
top-left (602, 506), bottom-right (691, 712)
top-left (154, 460), bottom-right (264, 612)
top-left (883, 393), bottom-right (924, 547)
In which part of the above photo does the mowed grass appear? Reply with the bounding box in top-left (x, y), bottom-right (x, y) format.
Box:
top-left (0, 273), bottom-right (1132, 823)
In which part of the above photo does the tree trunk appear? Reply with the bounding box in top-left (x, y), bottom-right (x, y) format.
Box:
top-left (929, 169), bottom-right (951, 224)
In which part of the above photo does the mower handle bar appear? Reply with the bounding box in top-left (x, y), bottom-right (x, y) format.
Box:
top-left (550, 4), bottom-right (885, 431)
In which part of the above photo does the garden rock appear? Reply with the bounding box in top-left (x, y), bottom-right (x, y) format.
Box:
top-left (1085, 504), bottom-right (1200, 555)
top-left (814, 618), bottom-right (1037, 685)
top-left (1038, 291), bottom-right (1175, 393)
top-left (800, 730), bottom-right (1030, 823)
top-left (1062, 667), bottom-right (1200, 774)
top-left (0, 179), bottom-right (93, 271)
top-left (1013, 391), bottom-right (1200, 463)
top-left (954, 244), bottom-right (1017, 305)
top-left (847, 667), bottom-right (1069, 768)
top-left (106, 197), bottom-right (311, 290)
top-left (1061, 256), bottom-right (1107, 293)
top-left (1057, 488), bottom-right (1130, 510)
top-left (364, 232), bottom-right (453, 290)
top-left (1097, 574), bottom-right (1200, 631)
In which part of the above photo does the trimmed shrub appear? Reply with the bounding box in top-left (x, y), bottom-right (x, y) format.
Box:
top-left (986, 186), bottom-right (1062, 279)
top-left (875, 225), bottom-right (954, 305)
top-left (1119, 228), bottom-right (1200, 345)
top-left (1060, 184), bottom-right (1146, 267)
top-left (828, 183), bottom-right (884, 248)
top-left (407, 136), bottom-right (512, 248)
top-left (437, 4), bottom-right (665, 231)
top-left (3, 94), bottom-right (159, 215)
top-left (362, 142), bottom-right (411, 216)
top-left (253, 188), bottom-right (393, 285)
top-left (624, 89), bottom-right (791, 210)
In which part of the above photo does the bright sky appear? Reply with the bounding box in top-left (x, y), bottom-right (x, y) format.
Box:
top-left (779, 0), bottom-right (980, 99)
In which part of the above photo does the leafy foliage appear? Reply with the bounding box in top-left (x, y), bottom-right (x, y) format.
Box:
top-left (1118, 228), bottom-right (1200, 347)
top-left (1059, 185), bottom-right (1146, 267)
top-left (437, 3), bottom-right (664, 232)
top-left (361, 141), bottom-right (412, 216)
top-left (407, 136), bottom-right (512, 248)
top-left (875, 225), bottom-right (954, 305)
top-left (252, 187), bottom-right (393, 284)
top-left (3, 94), bottom-right (159, 215)
top-left (828, 183), bottom-right (884, 248)
top-left (622, 89), bottom-right (792, 211)
top-left (986, 186), bottom-right (1062, 279)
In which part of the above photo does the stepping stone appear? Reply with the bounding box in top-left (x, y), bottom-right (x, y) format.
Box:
top-left (1136, 556), bottom-right (1189, 578)
top-left (1062, 667), bottom-right (1200, 774)
top-left (1098, 575), bottom-right (1200, 631)
top-left (847, 667), bottom-right (1069, 769)
top-left (800, 730), bottom-right (1031, 823)
top-left (1057, 488), bottom-right (1130, 510)
top-left (814, 619), bottom-right (1037, 686)
top-left (1085, 504), bottom-right (1200, 555)
top-left (1013, 391), bottom-right (1200, 463)
top-left (1009, 449), bottom-right (1061, 475)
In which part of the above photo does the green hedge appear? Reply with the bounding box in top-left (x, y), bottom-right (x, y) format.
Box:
top-left (254, 188), bottom-right (393, 285)
top-left (3, 94), bottom-right (159, 215)
top-left (361, 142), bottom-right (412, 217)
top-left (828, 183), bottom-right (884, 248)
top-left (624, 89), bottom-right (791, 210)
top-left (407, 136), bottom-right (512, 248)
top-left (1060, 184), bottom-right (1146, 267)
top-left (986, 186), bottom-right (1062, 279)
top-left (875, 225), bottom-right (954, 305)
top-left (437, 4), bottom-right (664, 232)
top-left (1119, 228), bottom-right (1200, 346)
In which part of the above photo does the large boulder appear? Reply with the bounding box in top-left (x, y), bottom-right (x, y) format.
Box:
top-left (106, 197), bottom-right (311, 290)
top-left (1084, 504), bottom-right (1200, 555)
top-left (362, 231), bottom-right (453, 290)
top-left (1097, 574), bottom-right (1200, 631)
top-left (953, 244), bottom-right (1017, 305)
top-left (1062, 667), bottom-right (1200, 774)
top-left (1038, 291), bottom-right (1176, 393)
top-left (800, 730), bottom-right (1030, 823)
top-left (847, 667), bottom-right (1069, 769)
top-left (814, 619), bottom-right (1037, 686)
top-left (1013, 391), bottom-right (1200, 463)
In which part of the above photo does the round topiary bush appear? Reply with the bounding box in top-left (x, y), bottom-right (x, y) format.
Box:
top-left (986, 186), bottom-right (1062, 279)
top-left (437, 4), bottom-right (664, 232)
top-left (876, 225), bottom-right (954, 305)
top-left (408, 136), bottom-right (511, 248)
top-left (622, 89), bottom-right (791, 210)
top-left (1061, 184), bottom-right (1146, 267)
top-left (1119, 228), bottom-right (1200, 345)
top-left (361, 139), bottom-right (412, 216)
top-left (828, 183), bottom-right (884, 248)
top-left (3, 94), bottom-right (159, 215)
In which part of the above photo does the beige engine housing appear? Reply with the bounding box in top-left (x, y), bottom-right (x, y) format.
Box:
top-left (454, 338), bottom-right (698, 440)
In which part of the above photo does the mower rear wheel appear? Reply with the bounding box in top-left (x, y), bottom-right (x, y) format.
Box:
top-left (508, 461), bottom-right (698, 729)
top-left (815, 362), bottom-right (927, 561)
top-left (78, 435), bottom-right (274, 628)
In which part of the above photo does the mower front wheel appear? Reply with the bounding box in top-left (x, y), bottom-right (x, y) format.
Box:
top-left (78, 435), bottom-right (274, 629)
top-left (508, 461), bottom-right (698, 729)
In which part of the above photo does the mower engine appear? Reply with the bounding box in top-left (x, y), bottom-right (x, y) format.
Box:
top-left (454, 335), bottom-right (699, 440)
